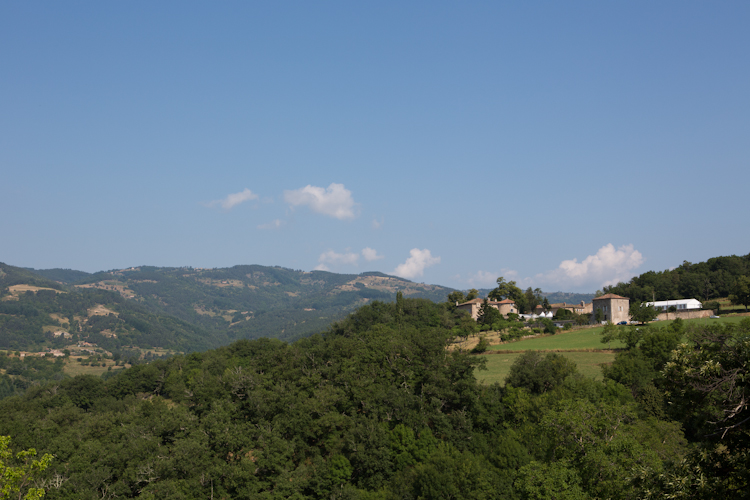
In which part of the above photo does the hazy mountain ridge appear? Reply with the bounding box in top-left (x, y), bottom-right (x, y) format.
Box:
top-left (474, 288), bottom-right (595, 305)
top-left (2, 263), bottom-right (455, 354)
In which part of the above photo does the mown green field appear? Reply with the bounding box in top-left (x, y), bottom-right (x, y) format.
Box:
top-left (63, 359), bottom-right (118, 377)
top-left (476, 315), bottom-right (747, 386)
top-left (487, 315), bottom-right (747, 353)
top-left (487, 325), bottom-right (622, 351)
top-left (476, 351), bottom-right (616, 385)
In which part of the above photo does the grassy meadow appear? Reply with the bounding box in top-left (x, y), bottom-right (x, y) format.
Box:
top-left (63, 359), bottom-right (120, 377)
top-left (476, 314), bottom-right (747, 386)
top-left (487, 325), bottom-right (623, 351)
top-left (476, 351), bottom-right (616, 385)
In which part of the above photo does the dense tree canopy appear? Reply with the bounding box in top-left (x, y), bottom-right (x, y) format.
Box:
top-left (603, 253), bottom-right (750, 303)
top-left (0, 295), bottom-right (746, 499)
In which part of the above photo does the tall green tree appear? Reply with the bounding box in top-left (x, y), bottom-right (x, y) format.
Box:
top-left (488, 277), bottom-right (517, 301)
top-left (659, 320), bottom-right (750, 497)
top-left (447, 291), bottom-right (465, 305)
top-left (489, 277), bottom-right (527, 312)
top-left (629, 301), bottom-right (659, 324)
top-left (477, 299), bottom-right (501, 327)
top-left (729, 275), bottom-right (750, 311)
top-left (524, 287), bottom-right (542, 313)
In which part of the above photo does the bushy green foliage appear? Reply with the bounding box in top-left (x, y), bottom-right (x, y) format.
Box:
top-left (472, 336), bottom-right (490, 353)
top-left (729, 275), bottom-right (750, 311)
top-left (1, 296), bottom-right (739, 499)
top-left (505, 351), bottom-right (578, 394)
top-left (0, 435), bottom-right (53, 500)
top-left (477, 299), bottom-right (502, 327)
top-left (629, 301), bottom-right (659, 324)
top-left (604, 253), bottom-right (750, 302)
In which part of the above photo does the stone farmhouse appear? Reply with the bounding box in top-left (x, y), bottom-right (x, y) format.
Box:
top-left (455, 298), bottom-right (517, 320)
top-left (592, 293), bottom-right (630, 324)
top-left (534, 301), bottom-right (593, 316)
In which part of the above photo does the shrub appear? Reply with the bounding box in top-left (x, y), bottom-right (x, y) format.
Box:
top-left (704, 300), bottom-right (720, 312)
top-left (505, 351), bottom-right (578, 394)
top-left (472, 336), bottom-right (490, 353)
top-left (540, 318), bottom-right (557, 335)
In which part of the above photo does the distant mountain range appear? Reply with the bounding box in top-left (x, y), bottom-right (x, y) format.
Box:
top-left (1, 262), bottom-right (456, 354)
top-left (8, 252), bottom-right (747, 356)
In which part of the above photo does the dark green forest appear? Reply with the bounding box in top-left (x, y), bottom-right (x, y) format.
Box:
top-left (603, 253), bottom-right (750, 305)
top-left (1, 296), bottom-right (748, 499)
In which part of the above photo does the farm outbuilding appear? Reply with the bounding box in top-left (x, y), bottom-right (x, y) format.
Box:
top-left (646, 299), bottom-right (702, 311)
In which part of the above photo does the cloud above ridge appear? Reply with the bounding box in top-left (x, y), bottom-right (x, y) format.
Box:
top-left (314, 249), bottom-right (360, 271)
top-left (284, 183), bottom-right (357, 220)
top-left (313, 247), bottom-right (385, 271)
top-left (362, 247), bottom-right (384, 262)
top-left (532, 244), bottom-right (644, 290)
top-left (393, 248), bottom-right (440, 279)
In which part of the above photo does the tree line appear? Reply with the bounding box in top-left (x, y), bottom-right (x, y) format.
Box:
top-left (0, 296), bottom-right (747, 499)
top-left (603, 253), bottom-right (750, 309)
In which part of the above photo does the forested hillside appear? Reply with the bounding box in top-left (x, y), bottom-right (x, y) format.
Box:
top-left (1, 298), bottom-right (748, 499)
top-left (0, 263), bottom-right (214, 354)
top-left (604, 253), bottom-right (750, 303)
top-left (1, 262), bottom-right (454, 354)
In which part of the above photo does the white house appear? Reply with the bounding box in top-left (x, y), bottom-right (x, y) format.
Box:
top-left (645, 299), bottom-right (702, 311)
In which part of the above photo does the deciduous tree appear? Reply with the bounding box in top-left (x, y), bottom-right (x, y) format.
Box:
top-left (0, 436), bottom-right (53, 500)
top-left (629, 301), bottom-right (659, 324)
top-left (729, 275), bottom-right (750, 311)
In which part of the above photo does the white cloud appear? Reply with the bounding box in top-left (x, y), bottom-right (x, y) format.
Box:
top-left (533, 244), bottom-right (644, 290)
top-left (207, 188), bottom-right (259, 210)
top-left (393, 248), bottom-right (441, 279)
top-left (283, 183), bottom-right (357, 220)
top-left (362, 247), bottom-right (384, 261)
top-left (372, 217), bottom-right (384, 229)
top-left (315, 249), bottom-right (360, 271)
top-left (257, 219), bottom-right (284, 230)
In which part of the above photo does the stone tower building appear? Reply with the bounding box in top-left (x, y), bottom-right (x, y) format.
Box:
top-left (591, 293), bottom-right (629, 324)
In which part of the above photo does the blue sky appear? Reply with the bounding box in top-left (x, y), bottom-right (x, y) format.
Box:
top-left (1, 1), bottom-right (748, 292)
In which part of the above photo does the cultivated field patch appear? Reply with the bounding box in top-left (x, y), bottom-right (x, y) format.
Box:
top-left (75, 281), bottom-right (136, 298)
top-left (7, 284), bottom-right (65, 294)
top-left (88, 304), bottom-right (118, 317)
top-left (476, 351), bottom-right (615, 386)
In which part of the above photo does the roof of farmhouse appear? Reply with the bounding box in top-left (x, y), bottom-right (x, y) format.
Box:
top-left (593, 293), bottom-right (629, 300)
top-left (456, 298), bottom-right (516, 306)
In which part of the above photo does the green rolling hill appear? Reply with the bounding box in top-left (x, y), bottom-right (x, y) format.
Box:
top-left (1, 263), bottom-right (455, 354)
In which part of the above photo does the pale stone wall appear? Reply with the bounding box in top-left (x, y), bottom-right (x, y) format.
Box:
top-left (497, 303), bottom-right (516, 316)
top-left (456, 300), bottom-right (517, 320)
top-left (613, 298), bottom-right (630, 323)
top-left (592, 297), bottom-right (630, 323)
top-left (656, 309), bottom-right (714, 321)
top-left (456, 302), bottom-right (481, 320)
